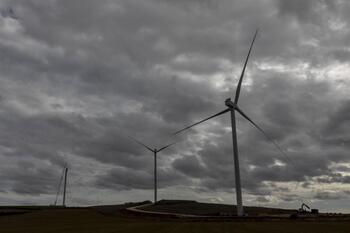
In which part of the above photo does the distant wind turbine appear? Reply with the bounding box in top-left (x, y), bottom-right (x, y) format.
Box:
top-left (174, 30), bottom-right (290, 216)
top-left (54, 164), bottom-right (68, 207)
top-left (63, 166), bottom-right (68, 206)
top-left (129, 137), bottom-right (176, 203)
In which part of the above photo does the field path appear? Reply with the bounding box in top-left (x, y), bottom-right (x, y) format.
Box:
top-left (126, 202), bottom-right (214, 218)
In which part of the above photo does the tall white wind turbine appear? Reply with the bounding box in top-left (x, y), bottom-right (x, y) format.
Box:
top-left (174, 30), bottom-right (289, 216)
top-left (130, 137), bottom-right (175, 203)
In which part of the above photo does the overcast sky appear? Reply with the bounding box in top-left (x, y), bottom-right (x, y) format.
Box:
top-left (0, 0), bottom-right (349, 212)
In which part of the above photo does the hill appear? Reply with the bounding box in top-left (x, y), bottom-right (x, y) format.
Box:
top-left (138, 199), bottom-right (295, 216)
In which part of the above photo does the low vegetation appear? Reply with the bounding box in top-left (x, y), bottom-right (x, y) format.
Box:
top-left (0, 201), bottom-right (349, 233)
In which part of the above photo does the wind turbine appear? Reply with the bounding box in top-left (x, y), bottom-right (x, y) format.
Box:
top-left (63, 166), bottom-right (68, 206)
top-left (129, 137), bottom-right (176, 203)
top-left (174, 30), bottom-right (289, 216)
top-left (54, 164), bottom-right (68, 207)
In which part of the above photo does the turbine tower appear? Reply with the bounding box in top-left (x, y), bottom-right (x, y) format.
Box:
top-left (174, 30), bottom-right (288, 216)
top-left (130, 137), bottom-right (175, 203)
top-left (63, 167), bottom-right (68, 207)
top-left (54, 165), bottom-right (68, 207)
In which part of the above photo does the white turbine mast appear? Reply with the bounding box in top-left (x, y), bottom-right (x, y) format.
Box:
top-left (129, 136), bottom-right (176, 203)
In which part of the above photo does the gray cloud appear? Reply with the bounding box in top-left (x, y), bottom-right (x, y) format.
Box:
top-left (314, 191), bottom-right (347, 201)
top-left (173, 155), bottom-right (207, 178)
top-left (0, 160), bottom-right (60, 195)
top-left (96, 166), bottom-right (186, 191)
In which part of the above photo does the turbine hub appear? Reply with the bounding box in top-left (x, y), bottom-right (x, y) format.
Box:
top-left (225, 98), bottom-right (236, 109)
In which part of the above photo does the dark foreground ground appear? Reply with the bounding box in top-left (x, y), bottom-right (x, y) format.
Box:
top-left (1, 201), bottom-right (350, 233)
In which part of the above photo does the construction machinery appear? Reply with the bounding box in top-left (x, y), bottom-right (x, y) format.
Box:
top-left (290, 203), bottom-right (319, 218)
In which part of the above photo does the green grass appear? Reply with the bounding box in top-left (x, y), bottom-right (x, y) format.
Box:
top-left (0, 208), bottom-right (350, 233)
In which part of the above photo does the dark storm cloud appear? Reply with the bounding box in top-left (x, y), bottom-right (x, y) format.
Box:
top-left (276, 0), bottom-right (319, 23)
top-left (0, 6), bottom-right (16, 19)
top-left (95, 166), bottom-right (186, 191)
top-left (0, 160), bottom-right (60, 195)
top-left (0, 0), bottom-right (349, 207)
top-left (317, 173), bottom-right (350, 184)
top-left (321, 100), bottom-right (350, 147)
top-left (172, 155), bottom-right (207, 178)
top-left (313, 191), bottom-right (347, 201)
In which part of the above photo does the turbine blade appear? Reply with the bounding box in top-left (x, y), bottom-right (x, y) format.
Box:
top-left (128, 136), bottom-right (154, 152)
top-left (158, 142), bottom-right (176, 152)
top-left (234, 29), bottom-right (258, 104)
top-left (235, 106), bottom-right (294, 165)
top-left (173, 108), bottom-right (230, 135)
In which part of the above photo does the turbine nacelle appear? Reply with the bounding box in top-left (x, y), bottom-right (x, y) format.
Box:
top-left (225, 98), bottom-right (236, 109)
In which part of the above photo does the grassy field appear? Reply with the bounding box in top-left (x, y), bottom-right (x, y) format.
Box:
top-left (140, 200), bottom-right (296, 216)
top-left (1, 206), bottom-right (350, 233)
